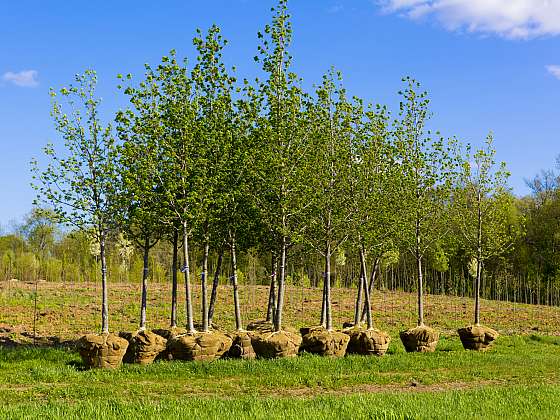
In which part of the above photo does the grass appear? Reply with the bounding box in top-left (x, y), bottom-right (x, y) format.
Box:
top-left (2, 281), bottom-right (560, 418)
top-left (1, 335), bottom-right (560, 419)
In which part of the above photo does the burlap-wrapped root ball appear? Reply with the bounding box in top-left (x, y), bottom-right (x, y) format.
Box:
top-left (77, 333), bottom-right (129, 369)
top-left (168, 331), bottom-right (232, 362)
top-left (119, 330), bottom-right (167, 365)
top-left (300, 327), bottom-right (350, 357)
top-left (152, 327), bottom-right (188, 361)
top-left (225, 331), bottom-right (256, 359)
top-left (458, 325), bottom-right (498, 351)
top-left (246, 320), bottom-right (275, 334)
top-left (344, 327), bottom-right (391, 356)
top-left (251, 330), bottom-right (302, 359)
top-left (152, 327), bottom-right (188, 341)
top-left (399, 325), bottom-right (439, 353)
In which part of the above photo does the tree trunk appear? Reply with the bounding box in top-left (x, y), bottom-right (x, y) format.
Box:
top-left (201, 236), bottom-right (210, 332)
top-left (416, 212), bottom-right (425, 327)
top-left (100, 232), bottom-right (109, 334)
top-left (183, 221), bottom-right (194, 333)
top-left (416, 253), bottom-right (424, 326)
top-left (320, 267), bottom-right (328, 328)
top-left (139, 237), bottom-right (149, 330)
top-left (360, 256), bottom-right (379, 323)
top-left (274, 235), bottom-right (287, 332)
top-left (231, 234), bottom-right (242, 331)
top-left (475, 259), bottom-right (482, 326)
top-left (208, 248), bottom-right (224, 326)
top-left (266, 253), bottom-right (277, 322)
top-left (475, 188), bottom-right (483, 326)
top-left (170, 229), bottom-right (178, 328)
top-left (353, 262), bottom-right (364, 325)
top-left (360, 246), bottom-right (373, 329)
top-left (325, 241), bottom-right (332, 331)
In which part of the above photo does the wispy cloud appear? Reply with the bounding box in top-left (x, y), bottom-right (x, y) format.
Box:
top-left (546, 65), bottom-right (560, 80)
top-left (327, 3), bottom-right (344, 14)
top-left (377, 0), bottom-right (560, 39)
top-left (2, 70), bottom-right (39, 87)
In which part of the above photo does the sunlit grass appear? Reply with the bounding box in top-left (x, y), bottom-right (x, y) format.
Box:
top-left (0, 335), bottom-right (559, 418)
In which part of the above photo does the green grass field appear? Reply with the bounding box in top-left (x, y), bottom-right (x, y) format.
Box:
top-left (2, 282), bottom-right (560, 419)
top-left (1, 334), bottom-right (560, 419)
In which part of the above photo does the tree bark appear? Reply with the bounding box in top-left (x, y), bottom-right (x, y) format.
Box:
top-left (475, 187), bottom-right (483, 326)
top-left (416, 213), bottom-right (425, 327)
top-left (100, 231), bottom-right (109, 334)
top-left (325, 241), bottom-right (332, 331)
top-left (183, 221), bottom-right (194, 333)
top-left (201, 236), bottom-right (210, 332)
top-left (139, 237), bottom-right (149, 330)
top-left (266, 253), bottom-right (277, 323)
top-left (274, 235), bottom-right (287, 332)
top-left (231, 234), bottom-right (242, 331)
top-left (170, 229), bottom-right (178, 328)
top-left (359, 246), bottom-right (373, 330)
top-left (208, 248), bottom-right (224, 326)
top-left (353, 261), bottom-right (364, 326)
top-left (416, 253), bottom-right (424, 326)
top-left (320, 268), bottom-right (328, 328)
top-left (360, 256), bottom-right (379, 323)
top-left (475, 257), bottom-right (481, 325)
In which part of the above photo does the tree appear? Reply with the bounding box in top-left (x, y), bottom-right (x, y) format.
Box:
top-left (191, 25), bottom-right (237, 332)
top-left (455, 134), bottom-right (520, 325)
top-left (19, 208), bottom-right (59, 259)
top-left (154, 51), bottom-right (199, 333)
top-left (116, 70), bottom-right (166, 331)
top-left (394, 77), bottom-right (460, 329)
top-left (31, 70), bottom-right (118, 333)
top-left (255, 0), bottom-right (310, 332)
top-left (215, 82), bottom-right (261, 331)
top-left (350, 100), bottom-right (397, 328)
top-left (304, 69), bottom-right (353, 331)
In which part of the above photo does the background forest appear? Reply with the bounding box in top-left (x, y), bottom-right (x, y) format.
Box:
top-left (1, 160), bottom-right (559, 307)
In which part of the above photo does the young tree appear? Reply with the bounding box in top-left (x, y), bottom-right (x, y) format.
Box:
top-left (455, 134), bottom-right (520, 328)
top-left (394, 77), bottom-right (460, 350)
top-left (155, 52), bottom-right (199, 333)
top-left (31, 70), bottom-right (118, 334)
top-left (304, 70), bottom-right (353, 331)
top-left (191, 25), bottom-right (237, 332)
top-left (221, 82), bottom-right (261, 331)
top-left (255, 0), bottom-right (310, 332)
top-left (350, 101), bottom-right (397, 329)
top-left (115, 75), bottom-right (166, 330)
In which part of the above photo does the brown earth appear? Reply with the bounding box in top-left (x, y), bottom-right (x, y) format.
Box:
top-left (1, 281), bottom-right (559, 343)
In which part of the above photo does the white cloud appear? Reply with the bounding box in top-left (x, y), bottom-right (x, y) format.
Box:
top-left (327, 3), bottom-right (344, 14)
top-left (377, 0), bottom-right (560, 39)
top-left (546, 64), bottom-right (560, 79)
top-left (2, 70), bottom-right (39, 87)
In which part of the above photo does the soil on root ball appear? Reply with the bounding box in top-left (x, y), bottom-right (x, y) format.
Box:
top-left (343, 327), bottom-right (391, 356)
top-left (77, 333), bottom-right (129, 369)
top-left (119, 330), bottom-right (167, 365)
top-left (458, 325), bottom-right (498, 351)
top-left (300, 327), bottom-right (350, 357)
top-left (251, 330), bottom-right (302, 359)
top-left (167, 331), bottom-right (232, 362)
top-left (399, 325), bottom-right (439, 353)
top-left (224, 331), bottom-right (256, 359)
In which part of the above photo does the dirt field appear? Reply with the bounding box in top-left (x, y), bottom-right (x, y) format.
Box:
top-left (1, 280), bottom-right (558, 341)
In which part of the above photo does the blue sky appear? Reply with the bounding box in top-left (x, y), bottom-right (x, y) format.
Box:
top-left (1, 0), bottom-right (559, 228)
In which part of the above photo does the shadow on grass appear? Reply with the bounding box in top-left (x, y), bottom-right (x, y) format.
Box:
top-left (66, 359), bottom-right (88, 371)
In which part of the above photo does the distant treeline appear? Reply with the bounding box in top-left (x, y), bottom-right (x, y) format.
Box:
top-left (2, 167), bottom-right (560, 307)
